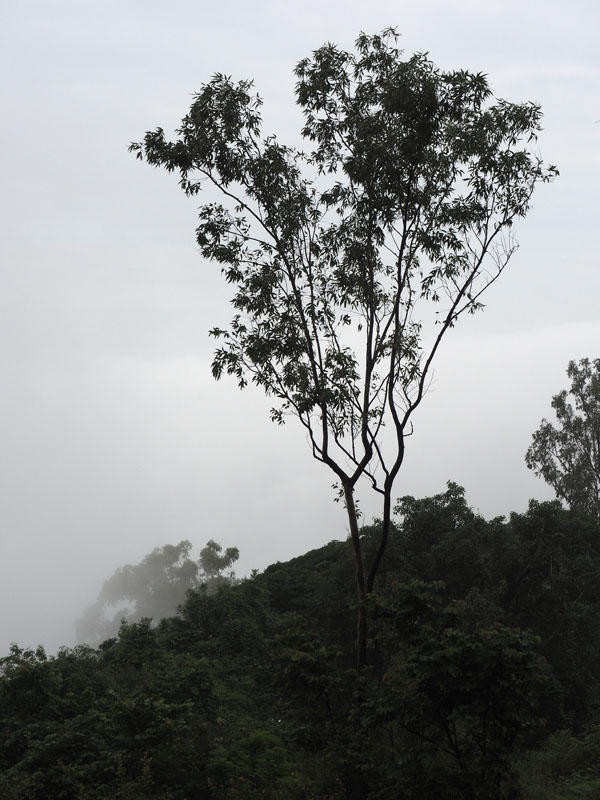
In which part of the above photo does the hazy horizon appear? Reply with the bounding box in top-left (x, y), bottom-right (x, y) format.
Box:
top-left (1, 0), bottom-right (598, 654)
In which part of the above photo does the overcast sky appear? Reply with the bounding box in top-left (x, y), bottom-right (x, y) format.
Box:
top-left (1, 0), bottom-right (598, 654)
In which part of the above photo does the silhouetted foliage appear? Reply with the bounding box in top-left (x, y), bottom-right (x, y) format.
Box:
top-left (527, 358), bottom-right (600, 518)
top-left (131, 28), bottom-right (556, 666)
top-left (3, 486), bottom-right (600, 798)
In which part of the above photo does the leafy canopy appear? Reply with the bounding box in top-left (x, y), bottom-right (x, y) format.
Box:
top-left (527, 358), bottom-right (600, 518)
top-left (3, 486), bottom-right (600, 798)
top-left (131, 29), bottom-right (557, 496)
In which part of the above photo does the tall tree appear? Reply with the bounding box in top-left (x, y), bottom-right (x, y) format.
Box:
top-left (131, 29), bottom-right (556, 667)
top-left (526, 358), bottom-right (600, 518)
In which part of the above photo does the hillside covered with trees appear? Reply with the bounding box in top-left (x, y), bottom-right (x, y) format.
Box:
top-left (2, 485), bottom-right (600, 798)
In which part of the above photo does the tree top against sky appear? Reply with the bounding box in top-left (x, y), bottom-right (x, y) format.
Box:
top-left (132, 29), bottom-right (557, 667)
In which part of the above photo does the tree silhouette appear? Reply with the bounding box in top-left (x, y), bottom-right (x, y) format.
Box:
top-left (132, 29), bottom-right (556, 666)
top-left (527, 358), bottom-right (600, 518)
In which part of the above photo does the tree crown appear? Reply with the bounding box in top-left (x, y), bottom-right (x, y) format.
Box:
top-left (527, 358), bottom-right (600, 518)
top-left (131, 29), bottom-right (556, 497)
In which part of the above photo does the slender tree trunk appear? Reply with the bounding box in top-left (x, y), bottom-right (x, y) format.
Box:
top-left (343, 483), bottom-right (367, 670)
top-left (367, 429), bottom-right (404, 592)
top-left (367, 487), bottom-right (392, 594)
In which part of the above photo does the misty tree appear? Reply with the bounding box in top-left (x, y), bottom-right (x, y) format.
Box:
top-left (527, 358), bottom-right (600, 518)
top-left (76, 539), bottom-right (239, 645)
top-left (199, 538), bottom-right (240, 582)
top-left (131, 29), bottom-right (556, 667)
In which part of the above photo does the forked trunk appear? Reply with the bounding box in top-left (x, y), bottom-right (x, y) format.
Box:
top-left (343, 483), bottom-right (367, 670)
top-left (346, 483), bottom-right (395, 670)
top-left (367, 489), bottom-right (392, 594)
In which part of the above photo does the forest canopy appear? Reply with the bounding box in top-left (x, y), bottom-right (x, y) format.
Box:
top-left (2, 485), bottom-right (600, 798)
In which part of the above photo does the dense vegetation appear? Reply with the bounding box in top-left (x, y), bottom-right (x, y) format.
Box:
top-left (2, 485), bottom-right (600, 798)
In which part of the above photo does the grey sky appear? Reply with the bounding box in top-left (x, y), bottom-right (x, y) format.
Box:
top-left (1, 0), bottom-right (598, 653)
